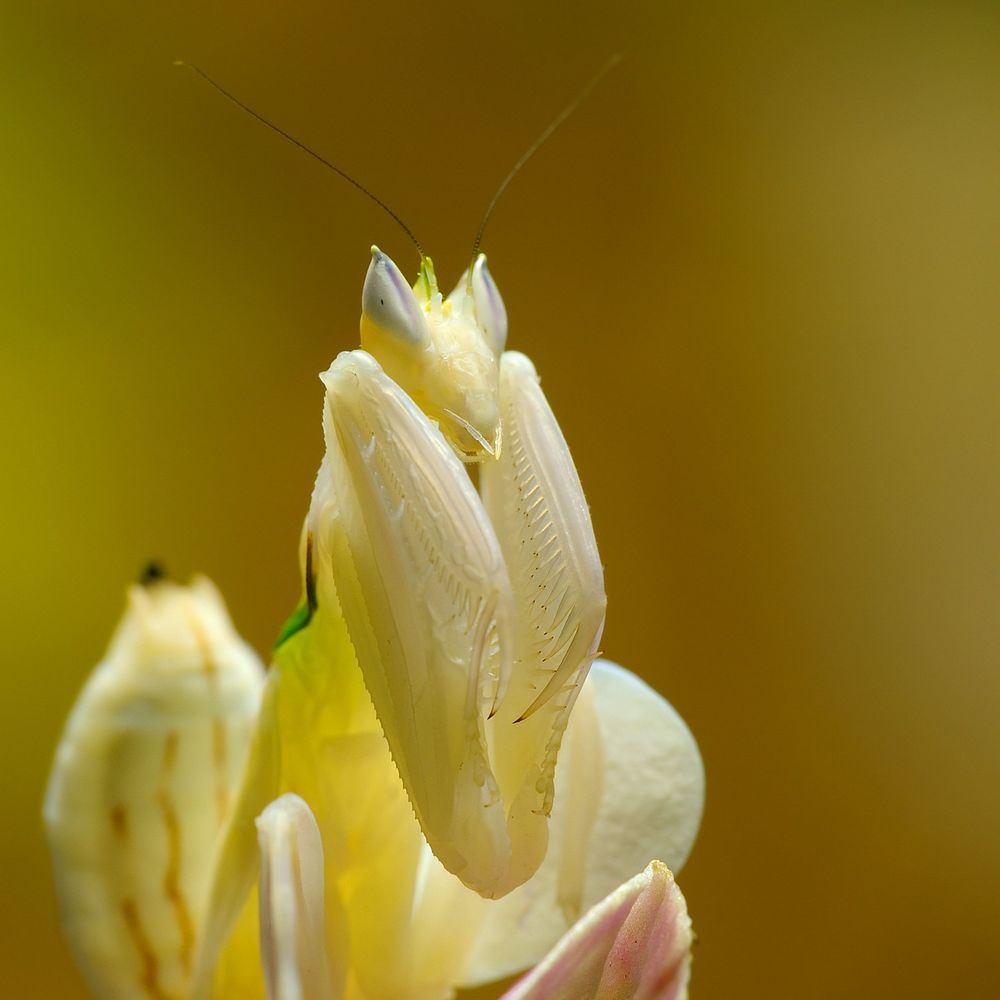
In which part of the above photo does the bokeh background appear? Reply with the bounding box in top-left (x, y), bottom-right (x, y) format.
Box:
top-left (4, 1), bottom-right (1000, 996)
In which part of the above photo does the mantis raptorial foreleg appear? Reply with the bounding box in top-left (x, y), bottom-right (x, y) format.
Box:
top-left (478, 350), bottom-right (607, 892)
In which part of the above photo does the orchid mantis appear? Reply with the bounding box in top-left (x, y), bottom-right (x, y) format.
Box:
top-left (44, 244), bottom-right (704, 1000)
top-left (187, 247), bottom-right (701, 999)
top-left (324, 247), bottom-right (609, 895)
top-left (46, 59), bottom-right (703, 1000)
top-left (191, 247), bottom-right (605, 988)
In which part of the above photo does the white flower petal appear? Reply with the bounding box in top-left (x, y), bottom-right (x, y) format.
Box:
top-left (257, 794), bottom-right (335, 1000)
top-left (460, 659), bottom-right (704, 986)
top-left (500, 861), bottom-right (692, 1000)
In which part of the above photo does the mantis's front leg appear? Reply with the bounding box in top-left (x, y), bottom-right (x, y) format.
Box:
top-left (478, 350), bottom-right (608, 892)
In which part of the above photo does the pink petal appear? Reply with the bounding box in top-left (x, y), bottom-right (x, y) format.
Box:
top-left (500, 862), bottom-right (692, 1000)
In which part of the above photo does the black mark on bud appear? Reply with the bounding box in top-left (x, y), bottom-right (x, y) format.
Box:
top-left (139, 561), bottom-right (167, 586)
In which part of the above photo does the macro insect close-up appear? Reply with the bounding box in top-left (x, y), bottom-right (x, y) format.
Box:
top-left (7, 3), bottom-right (1000, 999)
top-left (42, 41), bottom-right (711, 997)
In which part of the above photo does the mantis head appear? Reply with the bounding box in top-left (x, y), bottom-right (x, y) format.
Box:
top-left (359, 246), bottom-right (508, 461)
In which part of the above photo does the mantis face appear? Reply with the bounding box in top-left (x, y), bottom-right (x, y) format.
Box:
top-left (359, 247), bottom-right (507, 460)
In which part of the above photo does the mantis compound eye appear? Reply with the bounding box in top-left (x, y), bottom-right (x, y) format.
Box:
top-left (471, 254), bottom-right (508, 355)
top-left (360, 246), bottom-right (430, 349)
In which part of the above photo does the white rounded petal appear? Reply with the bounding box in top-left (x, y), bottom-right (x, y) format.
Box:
top-left (459, 659), bottom-right (703, 987)
top-left (580, 661), bottom-right (704, 885)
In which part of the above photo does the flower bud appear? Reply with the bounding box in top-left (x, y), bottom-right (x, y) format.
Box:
top-left (44, 573), bottom-right (264, 1000)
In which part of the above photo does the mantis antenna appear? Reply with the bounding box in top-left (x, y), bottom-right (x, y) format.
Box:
top-left (470, 52), bottom-right (624, 260)
top-left (173, 61), bottom-right (425, 259)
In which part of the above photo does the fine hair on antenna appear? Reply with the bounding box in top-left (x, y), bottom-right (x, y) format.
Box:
top-left (471, 53), bottom-right (624, 261)
top-left (173, 61), bottom-right (425, 259)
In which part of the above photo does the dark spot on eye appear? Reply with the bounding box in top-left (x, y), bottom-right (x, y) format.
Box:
top-left (380, 298), bottom-right (384, 306)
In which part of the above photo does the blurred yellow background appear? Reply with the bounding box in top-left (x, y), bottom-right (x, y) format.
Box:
top-left (4, 1), bottom-right (1000, 997)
